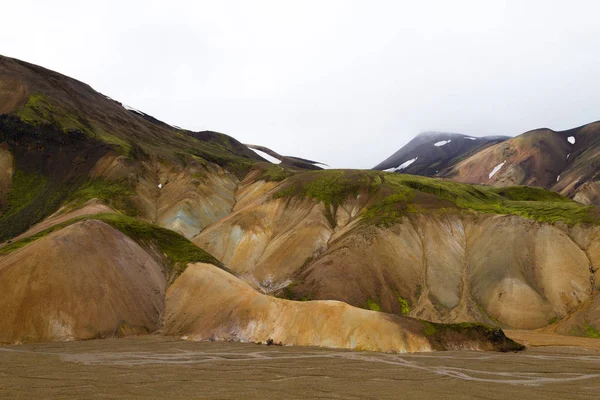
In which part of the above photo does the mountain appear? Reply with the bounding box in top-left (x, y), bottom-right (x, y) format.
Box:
top-left (372, 131), bottom-right (509, 174)
top-left (0, 55), bottom-right (598, 349)
top-left (374, 123), bottom-right (600, 206)
top-left (441, 123), bottom-right (600, 205)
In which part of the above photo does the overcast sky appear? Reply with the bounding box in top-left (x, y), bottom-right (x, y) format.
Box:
top-left (3, 1), bottom-right (600, 168)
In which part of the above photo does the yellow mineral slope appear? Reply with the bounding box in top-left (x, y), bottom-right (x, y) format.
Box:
top-left (91, 153), bottom-right (239, 239)
top-left (0, 220), bottom-right (166, 344)
top-left (163, 263), bottom-right (521, 353)
top-left (192, 180), bottom-right (599, 331)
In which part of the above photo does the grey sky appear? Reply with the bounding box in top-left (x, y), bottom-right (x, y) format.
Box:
top-left (3, 1), bottom-right (600, 168)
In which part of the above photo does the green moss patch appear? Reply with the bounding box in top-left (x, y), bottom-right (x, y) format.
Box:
top-left (68, 179), bottom-right (137, 215)
top-left (394, 290), bottom-right (411, 315)
top-left (270, 169), bottom-right (599, 227)
top-left (3, 170), bottom-right (46, 218)
top-left (366, 299), bottom-right (381, 312)
top-left (0, 213), bottom-right (221, 273)
top-left (254, 163), bottom-right (296, 182)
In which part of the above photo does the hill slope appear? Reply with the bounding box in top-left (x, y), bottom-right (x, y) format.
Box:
top-left (0, 55), bottom-right (596, 349)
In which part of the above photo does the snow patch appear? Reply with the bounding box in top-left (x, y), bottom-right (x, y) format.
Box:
top-left (434, 140), bottom-right (451, 147)
top-left (567, 136), bottom-right (576, 144)
top-left (396, 157), bottom-right (418, 171)
top-left (158, 183), bottom-right (163, 189)
top-left (556, 175), bottom-right (561, 182)
top-left (488, 161), bottom-right (506, 179)
top-left (566, 153), bottom-right (571, 160)
top-left (123, 104), bottom-right (144, 115)
top-left (382, 157), bottom-right (419, 172)
top-left (247, 147), bottom-right (282, 164)
top-left (464, 137), bottom-right (477, 140)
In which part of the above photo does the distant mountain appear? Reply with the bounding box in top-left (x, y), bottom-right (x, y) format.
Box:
top-left (372, 131), bottom-right (509, 175)
top-left (440, 123), bottom-right (600, 206)
top-left (374, 124), bottom-right (600, 206)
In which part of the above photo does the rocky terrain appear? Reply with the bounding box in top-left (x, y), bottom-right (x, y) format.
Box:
top-left (0, 54), bottom-right (598, 353)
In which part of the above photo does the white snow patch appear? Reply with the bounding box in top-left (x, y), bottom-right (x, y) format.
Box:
top-left (556, 175), bottom-right (561, 182)
top-left (434, 140), bottom-right (451, 147)
top-left (158, 183), bottom-right (163, 189)
top-left (566, 153), bottom-right (571, 159)
top-left (464, 137), bottom-right (477, 140)
top-left (488, 161), bottom-right (506, 179)
top-left (382, 157), bottom-right (419, 172)
top-left (247, 147), bottom-right (282, 164)
top-left (567, 136), bottom-right (576, 144)
top-left (123, 104), bottom-right (144, 115)
top-left (396, 157), bottom-right (418, 171)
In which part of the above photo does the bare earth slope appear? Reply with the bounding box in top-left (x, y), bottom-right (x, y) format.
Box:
top-left (0, 220), bottom-right (166, 343)
top-left (164, 263), bottom-right (520, 352)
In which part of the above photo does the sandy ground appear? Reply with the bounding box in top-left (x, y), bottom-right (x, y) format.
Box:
top-left (506, 330), bottom-right (600, 350)
top-left (1, 336), bottom-right (599, 399)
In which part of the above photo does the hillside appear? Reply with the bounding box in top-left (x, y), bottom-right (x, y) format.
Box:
top-left (195, 169), bottom-right (600, 333)
top-left (0, 55), bottom-right (598, 350)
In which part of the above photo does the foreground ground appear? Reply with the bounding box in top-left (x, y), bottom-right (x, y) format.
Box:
top-left (1, 336), bottom-right (600, 399)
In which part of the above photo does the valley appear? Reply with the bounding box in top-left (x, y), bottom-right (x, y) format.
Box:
top-left (1, 337), bottom-right (600, 399)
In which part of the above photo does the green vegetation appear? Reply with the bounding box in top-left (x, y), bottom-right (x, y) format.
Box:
top-left (270, 169), bottom-right (599, 227)
top-left (416, 285), bottom-right (423, 299)
top-left (14, 94), bottom-right (259, 176)
top-left (0, 169), bottom-right (73, 242)
top-left (491, 186), bottom-right (571, 202)
top-left (278, 282), bottom-right (312, 301)
top-left (3, 170), bottom-right (46, 218)
top-left (394, 290), bottom-right (411, 315)
top-left (362, 189), bottom-right (413, 227)
top-left (0, 213), bottom-right (221, 272)
top-left (281, 283), bottom-right (296, 300)
top-left (17, 94), bottom-right (92, 134)
top-left (68, 179), bottom-right (137, 215)
top-left (385, 174), bottom-right (596, 225)
top-left (422, 321), bottom-right (439, 336)
top-left (95, 214), bottom-right (220, 267)
top-left (583, 322), bottom-right (600, 339)
top-left (0, 218), bottom-right (76, 255)
top-left (273, 170), bottom-right (381, 227)
top-left (256, 164), bottom-right (296, 182)
top-left (366, 299), bottom-right (381, 312)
